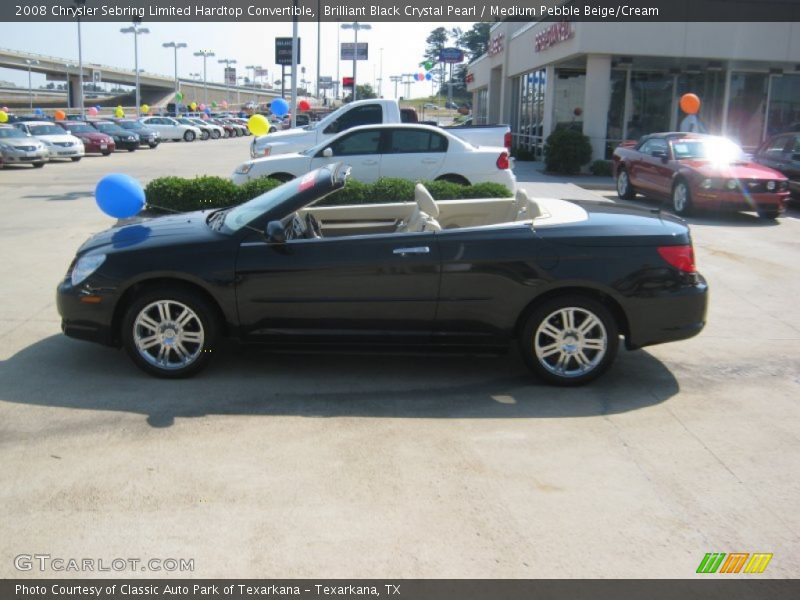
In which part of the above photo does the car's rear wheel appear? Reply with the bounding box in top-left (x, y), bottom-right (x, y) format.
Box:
top-left (211, 130), bottom-right (221, 140)
top-left (200, 131), bottom-right (210, 141)
top-left (520, 295), bottom-right (618, 386)
top-left (435, 174), bottom-right (470, 185)
top-left (122, 288), bottom-right (218, 378)
top-left (148, 142), bottom-right (159, 149)
top-left (33, 161), bottom-right (45, 168)
top-left (183, 130), bottom-right (196, 142)
top-left (757, 208), bottom-right (781, 220)
top-left (102, 150), bottom-right (111, 156)
top-left (616, 168), bottom-right (636, 200)
top-left (71, 157), bottom-right (81, 162)
top-left (672, 179), bottom-right (693, 216)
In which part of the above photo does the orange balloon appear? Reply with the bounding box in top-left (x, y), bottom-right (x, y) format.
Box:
top-left (54, 109), bottom-right (66, 121)
top-left (680, 93), bottom-right (701, 115)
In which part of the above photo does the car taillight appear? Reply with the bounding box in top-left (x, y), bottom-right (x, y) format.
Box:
top-left (657, 245), bottom-right (696, 273)
top-left (503, 131), bottom-right (511, 150)
top-left (496, 151), bottom-right (510, 170)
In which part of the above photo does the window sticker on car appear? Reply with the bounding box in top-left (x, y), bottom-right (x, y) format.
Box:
top-left (673, 143), bottom-right (689, 154)
top-left (298, 172), bottom-right (316, 192)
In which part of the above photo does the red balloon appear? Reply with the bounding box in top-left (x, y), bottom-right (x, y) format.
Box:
top-left (680, 93), bottom-right (701, 115)
top-left (298, 100), bottom-right (311, 112)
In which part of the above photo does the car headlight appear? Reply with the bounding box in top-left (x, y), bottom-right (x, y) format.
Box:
top-left (700, 178), bottom-right (712, 189)
top-left (235, 163), bottom-right (253, 175)
top-left (766, 180), bottom-right (776, 191)
top-left (71, 254), bottom-right (106, 286)
top-left (726, 179), bottom-right (738, 190)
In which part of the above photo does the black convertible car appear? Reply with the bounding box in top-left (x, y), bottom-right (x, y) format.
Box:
top-left (58, 164), bottom-right (707, 385)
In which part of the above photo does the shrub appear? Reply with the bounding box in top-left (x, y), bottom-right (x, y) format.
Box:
top-left (589, 159), bottom-right (613, 177)
top-left (543, 128), bottom-right (592, 175)
top-left (512, 146), bottom-right (537, 161)
top-left (144, 175), bottom-right (512, 213)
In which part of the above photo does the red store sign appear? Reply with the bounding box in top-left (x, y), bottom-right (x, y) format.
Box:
top-left (488, 33), bottom-right (504, 57)
top-left (535, 22), bottom-right (574, 52)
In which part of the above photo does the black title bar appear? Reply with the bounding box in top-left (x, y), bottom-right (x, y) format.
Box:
top-left (3, 0), bottom-right (800, 22)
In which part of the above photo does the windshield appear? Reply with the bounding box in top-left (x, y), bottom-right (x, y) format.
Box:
top-left (29, 124), bottom-right (65, 136)
top-left (177, 118), bottom-right (193, 125)
top-left (311, 104), bottom-right (349, 130)
top-left (222, 184), bottom-right (302, 232)
top-left (0, 128), bottom-right (26, 139)
top-left (94, 123), bottom-right (126, 134)
top-left (671, 138), bottom-right (745, 162)
top-left (118, 121), bottom-right (142, 130)
top-left (66, 124), bottom-right (95, 133)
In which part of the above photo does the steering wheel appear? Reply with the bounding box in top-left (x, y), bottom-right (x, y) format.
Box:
top-left (305, 213), bottom-right (322, 239)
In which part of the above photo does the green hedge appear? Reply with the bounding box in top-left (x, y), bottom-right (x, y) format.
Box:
top-left (145, 176), bottom-right (511, 213)
top-left (544, 128), bottom-right (592, 175)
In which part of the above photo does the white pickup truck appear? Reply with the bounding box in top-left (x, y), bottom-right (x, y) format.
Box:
top-left (250, 98), bottom-right (510, 158)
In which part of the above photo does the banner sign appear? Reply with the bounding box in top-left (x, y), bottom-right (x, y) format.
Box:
top-left (275, 37), bottom-right (301, 66)
top-left (340, 43), bottom-right (368, 61)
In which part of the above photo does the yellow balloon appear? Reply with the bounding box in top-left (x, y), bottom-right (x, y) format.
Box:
top-left (115, 107), bottom-right (125, 118)
top-left (140, 104), bottom-right (150, 114)
top-left (248, 114), bottom-right (269, 136)
top-left (0, 110), bottom-right (8, 123)
top-left (189, 102), bottom-right (197, 111)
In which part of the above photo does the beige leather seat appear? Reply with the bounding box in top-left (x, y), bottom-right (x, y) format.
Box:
top-left (396, 183), bottom-right (442, 233)
top-left (512, 188), bottom-right (543, 221)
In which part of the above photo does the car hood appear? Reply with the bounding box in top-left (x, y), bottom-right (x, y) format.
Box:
top-left (77, 211), bottom-right (218, 255)
top-left (680, 159), bottom-right (786, 180)
top-left (256, 127), bottom-right (312, 143)
top-left (36, 134), bottom-right (79, 144)
top-left (536, 200), bottom-right (690, 247)
top-left (71, 132), bottom-right (113, 142)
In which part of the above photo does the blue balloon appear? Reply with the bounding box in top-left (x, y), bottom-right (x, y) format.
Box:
top-left (204, 107), bottom-right (211, 114)
top-left (34, 108), bottom-right (44, 115)
top-left (271, 98), bottom-right (289, 117)
top-left (95, 173), bottom-right (145, 219)
top-left (425, 72), bottom-right (432, 81)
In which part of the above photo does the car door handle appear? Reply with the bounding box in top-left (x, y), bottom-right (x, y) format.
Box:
top-left (393, 246), bottom-right (430, 256)
top-left (362, 159), bottom-right (378, 165)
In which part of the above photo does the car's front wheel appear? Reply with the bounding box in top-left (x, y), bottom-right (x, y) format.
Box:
top-left (71, 157), bottom-right (81, 162)
top-left (122, 288), bottom-right (218, 378)
top-left (183, 130), bottom-right (196, 142)
top-left (211, 130), bottom-right (221, 140)
top-left (520, 295), bottom-right (619, 386)
top-left (616, 168), bottom-right (636, 200)
top-left (672, 179), bottom-right (693, 216)
top-left (33, 161), bottom-right (45, 168)
top-left (757, 208), bottom-right (781, 220)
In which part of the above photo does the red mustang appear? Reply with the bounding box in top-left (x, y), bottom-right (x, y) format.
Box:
top-left (613, 133), bottom-right (789, 219)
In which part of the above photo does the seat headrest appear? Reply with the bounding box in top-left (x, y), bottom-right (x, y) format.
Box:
top-left (415, 183), bottom-right (439, 218)
top-left (515, 188), bottom-right (529, 210)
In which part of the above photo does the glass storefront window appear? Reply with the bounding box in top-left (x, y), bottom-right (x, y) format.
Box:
top-left (767, 74), bottom-right (800, 136)
top-left (627, 72), bottom-right (674, 139)
top-left (512, 69), bottom-right (546, 156)
top-left (474, 88), bottom-right (489, 125)
top-left (553, 69), bottom-right (586, 132)
top-left (676, 71), bottom-right (725, 135)
top-left (605, 70), bottom-right (627, 158)
top-left (727, 72), bottom-right (768, 150)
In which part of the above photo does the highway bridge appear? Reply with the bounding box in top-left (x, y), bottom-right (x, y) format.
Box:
top-left (0, 47), bottom-right (283, 110)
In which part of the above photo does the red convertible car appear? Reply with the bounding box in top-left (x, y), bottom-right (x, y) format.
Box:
top-left (612, 133), bottom-right (789, 219)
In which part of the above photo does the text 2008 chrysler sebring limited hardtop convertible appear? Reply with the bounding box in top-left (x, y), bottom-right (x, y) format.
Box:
top-left (57, 164), bottom-right (708, 385)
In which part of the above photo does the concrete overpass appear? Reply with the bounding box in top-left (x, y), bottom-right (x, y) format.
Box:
top-left (0, 47), bottom-right (283, 110)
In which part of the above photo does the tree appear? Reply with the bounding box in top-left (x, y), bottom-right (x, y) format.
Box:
top-left (424, 27), bottom-right (449, 94)
top-left (458, 22), bottom-right (491, 62)
top-left (344, 84), bottom-right (377, 103)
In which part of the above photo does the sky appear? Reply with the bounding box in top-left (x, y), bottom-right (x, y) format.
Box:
top-left (0, 21), bottom-right (472, 99)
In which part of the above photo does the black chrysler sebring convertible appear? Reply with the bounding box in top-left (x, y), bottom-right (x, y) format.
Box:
top-left (58, 164), bottom-right (707, 385)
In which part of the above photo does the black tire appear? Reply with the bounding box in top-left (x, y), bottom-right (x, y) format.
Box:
top-left (102, 150), bottom-right (111, 156)
top-left (148, 142), bottom-right (159, 149)
top-left (757, 208), bottom-right (781, 220)
top-left (671, 179), bottom-right (693, 216)
top-left (519, 295), bottom-right (619, 386)
top-left (71, 157), bottom-right (82, 162)
top-left (121, 287), bottom-right (219, 379)
top-left (200, 131), bottom-right (210, 141)
top-left (223, 129), bottom-right (231, 138)
top-left (269, 126), bottom-right (277, 134)
top-left (616, 167), bottom-right (636, 200)
top-left (211, 130), bottom-right (221, 140)
top-left (33, 161), bottom-right (45, 168)
top-left (183, 130), bottom-right (196, 142)
top-left (435, 174), bottom-right (470, 186)
top-left (270, 173), bottom-right (295, 183)
top-left (127, 147), bottom-right (136, 152)
top-left (235, 129), bottom-right (243, 137)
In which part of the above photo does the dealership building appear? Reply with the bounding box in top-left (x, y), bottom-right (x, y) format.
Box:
top-left (466, 21), bottom-right (800, 159)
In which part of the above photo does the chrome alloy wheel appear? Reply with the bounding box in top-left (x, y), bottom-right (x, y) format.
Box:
top-left (133, 300), bottom-right (205, 371)
top-left (533, 307), bottom-right (608, 378)
top-left (617, 170), bottom-right (629, 196)
top-left (673, 182), bottom-right (688, 213)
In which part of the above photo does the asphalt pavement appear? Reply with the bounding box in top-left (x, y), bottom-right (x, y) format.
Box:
top-left (0, 138), bottom-right (798, 578)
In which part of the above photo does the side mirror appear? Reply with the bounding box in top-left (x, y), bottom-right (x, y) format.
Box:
top-left (322, 147), bottom-right (333, 158)
top-left (651, 149), bottom-right (668, 159)
top-left (265, 220), bottom-right (286, 243)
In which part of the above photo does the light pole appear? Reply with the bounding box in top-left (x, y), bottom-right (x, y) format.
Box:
top-left (73, 0), bottom-right (85, 116)
top-left (120, 20), bottom-right (149, 117)
top-left (390, 75), bottom-right (401, 99)
top-left (246, 65), bottom-right (262, 102)
top-left (341, 22), bottom-right (371, 101)
top-left (193, 49), bottom-right (215, 106)
top-left (25, 59), bottom-right (40, 109)
top-left (63, 63), bottom-right (72, 108)
top-left (162, 41), bottom-right (187, 96)
top-left (218, 58), bottom-right (237, 104)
